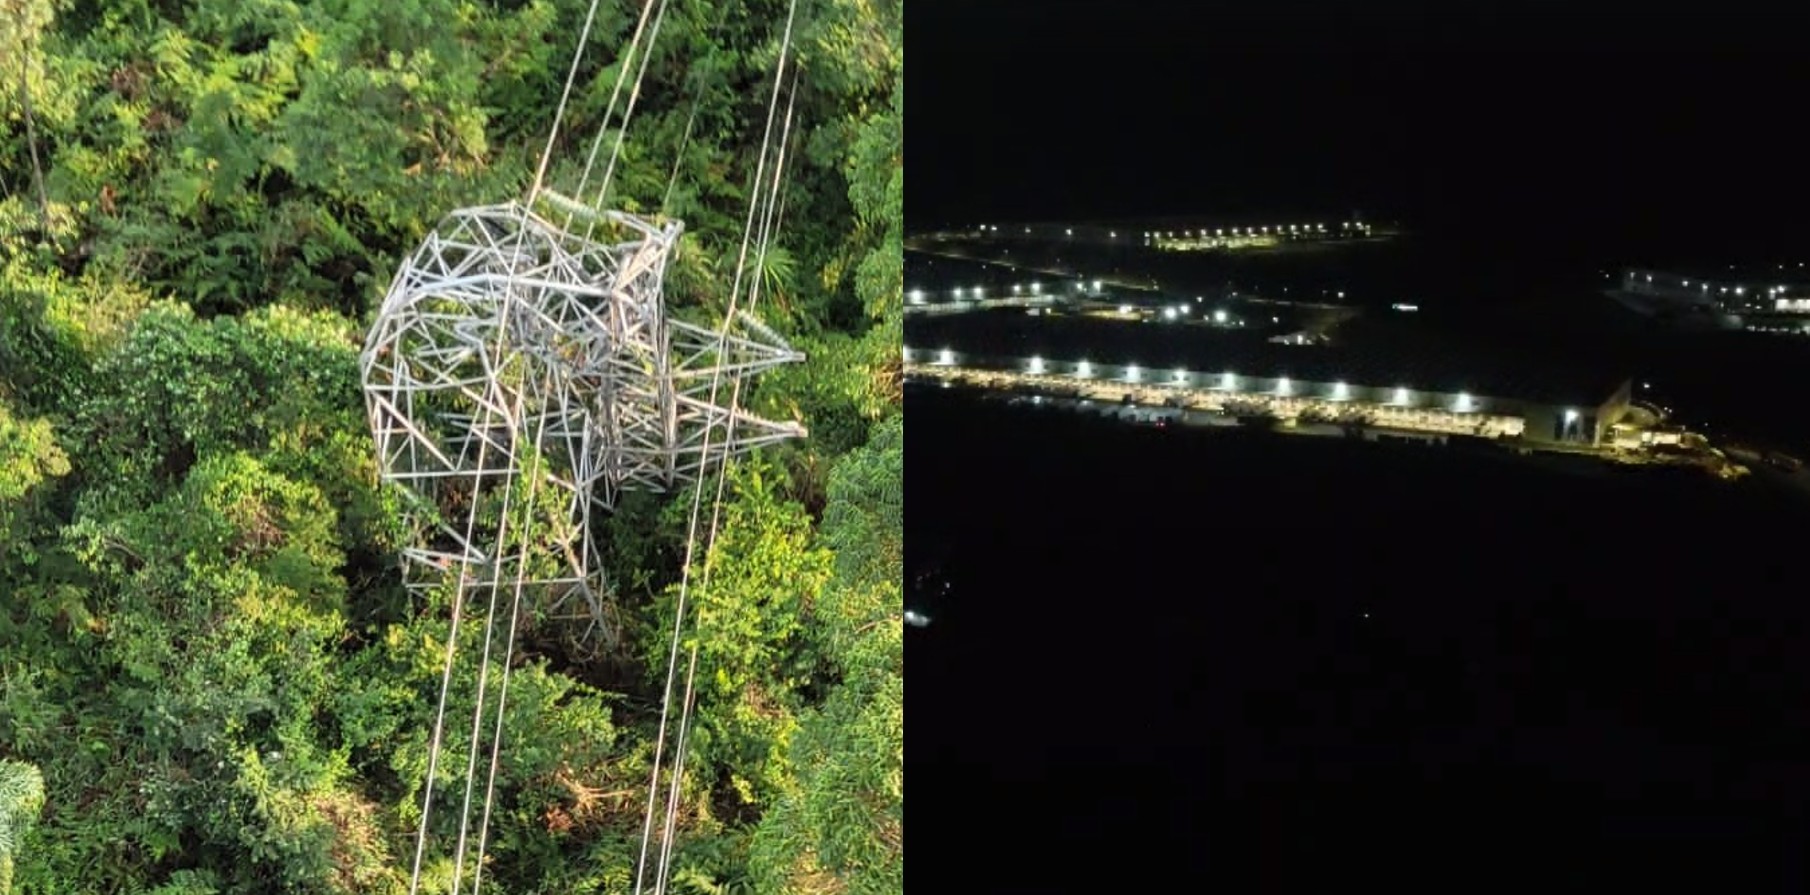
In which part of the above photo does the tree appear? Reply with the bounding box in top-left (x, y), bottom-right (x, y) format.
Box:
top-left (749, 414), bottom-right (902, 895)
top-left (0, 759), bottom-right (45, 895)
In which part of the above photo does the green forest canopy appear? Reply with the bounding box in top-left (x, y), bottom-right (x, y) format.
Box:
top-left (0, 0), bottom-right (901, 892)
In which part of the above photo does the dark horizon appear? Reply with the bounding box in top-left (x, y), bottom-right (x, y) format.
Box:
top-left (910, 3), bottom-right (1810, 265)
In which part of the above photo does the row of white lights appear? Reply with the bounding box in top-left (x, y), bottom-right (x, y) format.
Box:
top-left (907, 280), bottom-right (1108, 303)
top-left (910, 349), bottom-right (1561, 416)
top-left (1638, 272), bottom-right (1800, 296)
top-left (1145, 222), bottom-right (1361, 239)
top-left (970, 222), bottom-right (1372, 238)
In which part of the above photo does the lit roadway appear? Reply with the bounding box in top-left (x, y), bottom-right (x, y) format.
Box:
top-left (907, 362), bottom-right (1527, 440)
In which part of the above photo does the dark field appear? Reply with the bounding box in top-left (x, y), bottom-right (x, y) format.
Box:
top-left (910, 386), bottom-right (1810, 890)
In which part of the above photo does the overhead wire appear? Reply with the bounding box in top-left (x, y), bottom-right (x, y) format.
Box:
top-left (411, 0), bottom-right (608, 888)
top-left (457, 0), bottom-right (681, 886)
top-left (588, 0), bottom-right (674, 218)
top-left (469, 365), bottom-right (563, 895)
top-left (654, 72), bottom-right (801, 895)
top-left (631, 0), bottom-right (802, 889)
top-left (445, 365), bottom-right (533, 895)
top-left (563, 0), bottom-right (662, 234)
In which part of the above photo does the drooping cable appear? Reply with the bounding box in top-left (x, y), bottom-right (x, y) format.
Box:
top-left (586, 0), bottom-right (674, 222)
top-left (407, 275), bottom-right (532, 895)
top-left (469, 365), bottom-right (563, 895)
top-left (651, 73), bottom-right (792, 895)
top-left (563, 0), bottom-right (661, 232)
top-left (445, 353), bottom-right (534, 895)
top-left (529, 0), bottom-right (611, 206)
top-left (412, 0), bottom-right (607, 884)
top-left (654, 73), bottom-right (799, 895)
top-left (630, 0), bottom-right (801, 888)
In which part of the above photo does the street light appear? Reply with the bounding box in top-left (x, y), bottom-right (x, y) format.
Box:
top-left (1029, 356), bottom-right (1045, 374)
top-left (1213, 309), bottom-right (1228, 323)
top-left (939, 348), bottom-right (954, 365)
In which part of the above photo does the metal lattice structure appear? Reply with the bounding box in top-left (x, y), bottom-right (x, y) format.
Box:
top-left (360, 196), bottom-right (804, 655)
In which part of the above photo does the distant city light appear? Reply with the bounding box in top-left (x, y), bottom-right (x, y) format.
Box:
top-left (973, 287), bottom-right (984, 299)
top-left (1029, 356), bottom-right (1045, 374)
top-left (1163, 307), bottom-right (1177, 321)
top-left (1337, 291), bottom-right (1346, 299)
top-left (1127, 364), bottom-right (1141, 382)
top-left (1392, 303), bottom-right (1419, 312)
top-left (1333, 381), bottom-right (1350, 399)
top-left (1119, 305), bottom-right (1133, 314)
top-left (1093, 280), bottom-right (1103, 291)
top-left (1565, 409), bottom-right (1579, 423)
top-left (1735, 287), bottom-right (1745, 295)
top-left (1031, 281), bottom-right (1042, 295)
top-left (1277, 377), bottom-right (1292, 395)
top-left (1456, 392), bottom-right (1473, 411)
top-left (952, 287), bottom-right (964, 298)
top-left (1222, 372), bottom-right (1237, 389)
top-left (1214, 309), bottom-right (1228, 323)
top-left (908, 289), bottom-right (925, 304)
top-left (1012, 284), bottom-right (1021, 294)
top-left (1394, 387), bottom-right (1410, 404)
top-left (1077, 360), bottom-right (1092, 378)
top-left (1110, 231), bottom-right (1117, 238)
top-left (938, 348), bottom-right (954, 365)
top-left (1066, 228), bottom-right (1074, 236)
top-left (1174, 368), bottom-right (1188, 381)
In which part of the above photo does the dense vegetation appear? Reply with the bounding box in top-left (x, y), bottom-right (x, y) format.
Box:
top-left (0, 0), bottom-right (901, 892)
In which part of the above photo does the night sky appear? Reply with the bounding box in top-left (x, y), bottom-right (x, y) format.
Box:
top-left (911, 2), bottom-right (1808, 262)
top-left (908, 5), bottom-right (1810, 889)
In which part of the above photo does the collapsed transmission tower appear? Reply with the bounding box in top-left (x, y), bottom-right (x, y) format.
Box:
top-left (360, 197), bottom-right (806, 657)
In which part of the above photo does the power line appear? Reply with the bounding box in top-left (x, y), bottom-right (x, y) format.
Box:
top-left (633, 0), bottom-right (802, 889)
top-left (656, 72), bottom-right (801, 895)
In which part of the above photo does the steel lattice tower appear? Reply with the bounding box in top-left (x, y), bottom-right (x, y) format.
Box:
top-left (361, 197), bottom-right (804, 656)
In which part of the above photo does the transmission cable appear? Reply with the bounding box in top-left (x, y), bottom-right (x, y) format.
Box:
top-left (630, 0), bottom-right (802, 890)
top-left (410, 0), bottom-right (607, 887)
top-left (654, 73), bottom-right (801, 895)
